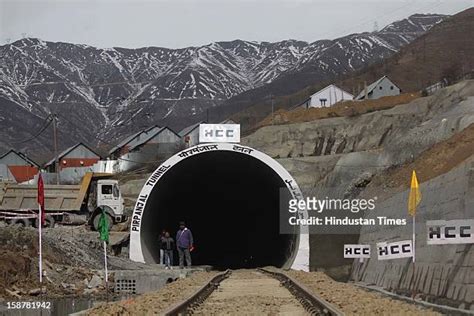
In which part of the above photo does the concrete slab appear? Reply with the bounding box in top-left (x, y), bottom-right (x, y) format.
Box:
top-left (112, 266), bottom-right (212, 294)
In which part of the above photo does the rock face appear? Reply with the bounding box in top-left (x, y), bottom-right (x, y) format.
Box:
top-left (87, 274), bottom-right (103, 289)
top-left (243, 81), bottom-right (474, 188)
top-left (242, 80), bottom-right (474, 299)
top-left (353, 158), bottom-right (474, 308)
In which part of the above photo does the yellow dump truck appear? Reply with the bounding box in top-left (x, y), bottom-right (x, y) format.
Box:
top-left (0, 172), bottom-right (127, 230)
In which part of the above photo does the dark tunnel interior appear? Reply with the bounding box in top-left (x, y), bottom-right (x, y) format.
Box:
top-left (140, 150), bottom-right (298, 269)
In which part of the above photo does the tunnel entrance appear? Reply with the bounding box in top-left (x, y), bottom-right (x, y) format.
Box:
top-left (129, 143), bottom-right (308, 270)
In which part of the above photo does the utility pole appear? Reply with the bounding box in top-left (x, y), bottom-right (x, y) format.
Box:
top-left (373, 21), bottom-right (379, 33)
top-left (271, 94), bottom-right (275, 125)
top-left (52, 114), bottom-right (60, 184)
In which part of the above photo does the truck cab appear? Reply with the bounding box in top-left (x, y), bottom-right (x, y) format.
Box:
top-left (97, 180), bottom-right (125, 219)
top-left (90, 179), bottom-right (127, 230)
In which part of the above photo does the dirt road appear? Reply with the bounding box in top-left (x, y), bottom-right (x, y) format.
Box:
top-left (88, 271), bottom-right (219, 315)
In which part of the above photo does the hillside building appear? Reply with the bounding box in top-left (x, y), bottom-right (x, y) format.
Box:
top-left (300, 85), bottom-right (353, 109)
top-left (179, 121), bottom-right (205, 147)
top-left (356, 76), bottom-right (401, 100)
top-left (107, 126), bottom-right (181, 171)
top-left (120, 127), bottom-right (181, 169)
top-left (130, 127), bottom-right (181, 156)
top-left (108, 126), bottom-right (161, 159)
top-left (44, 143), bottom-right (100, 172)
top-left (0, 150), bottom-right (40, 182)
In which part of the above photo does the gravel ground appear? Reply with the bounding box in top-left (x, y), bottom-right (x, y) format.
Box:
top-left (82, 269), bottom-right (442, 315)
top-left (0, 226), bottom-right (146, 299)
top-left (286, 270), bottom-right (440, 315)
top-left (87, 271), bottom-right (219, 315)
top-left (192, 270), bottom-right (307, 315)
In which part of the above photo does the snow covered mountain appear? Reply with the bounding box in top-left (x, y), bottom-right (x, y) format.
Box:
top-left (0, 14), bottom-right (446, 156)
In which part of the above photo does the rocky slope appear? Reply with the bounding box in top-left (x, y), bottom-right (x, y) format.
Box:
top-left (242, 80), bottom-right (474, 307)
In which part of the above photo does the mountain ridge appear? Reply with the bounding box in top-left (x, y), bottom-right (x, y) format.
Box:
top-left (228, 8), bottom-right (474, 131)
top-left (0, 13), bottom-right (447, 158)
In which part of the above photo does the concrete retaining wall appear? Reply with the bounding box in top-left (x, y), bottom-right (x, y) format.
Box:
top-left (352, 158), bottom-right (474, 309)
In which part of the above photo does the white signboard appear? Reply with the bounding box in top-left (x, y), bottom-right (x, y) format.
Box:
top-left (344, 244), bottom-right (371, 259)
top-left (377, 240), bottom-right (413, 260)
top-left (199, 124), bottom-right (240, 143)
top-left (427, 220), bottom-right (474, 245)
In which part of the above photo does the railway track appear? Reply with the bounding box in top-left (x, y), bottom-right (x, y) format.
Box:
top-left (163, 268), bottom-right (343, 316)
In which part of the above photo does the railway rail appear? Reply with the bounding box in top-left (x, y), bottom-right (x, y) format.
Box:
top-left (163, 269), bottom-right (232, 315)
top-left (163, 268), bottom-right (343, 316)
top-left (258, 268), bottom-right (343, 316)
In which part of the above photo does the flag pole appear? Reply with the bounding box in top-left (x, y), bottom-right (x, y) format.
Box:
top-left (37, 172), bottom-right (45, 298)
top-left (38, 203), bottom-right (43, 286)
top-left (408, 170), bottom-right (421, 299)
top-left (98, 209), bottom-right (110, 302)
top-left (103, 240), bottom-right (108, 302)
top-left (412, 212), bottom-right (416, 299)
top-left (412, 214), bottom-right (416, 264)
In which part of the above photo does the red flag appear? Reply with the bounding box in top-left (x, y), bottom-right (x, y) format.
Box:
top-left (37, 173), bottom-right (45, 226)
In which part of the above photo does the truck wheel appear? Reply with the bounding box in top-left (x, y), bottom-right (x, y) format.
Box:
top-left (10, 218), bottom-right (31, 227)
top-left (92, 213), bottom-right (113, 231)
top-left (35, 216), bottom-right (55, 228)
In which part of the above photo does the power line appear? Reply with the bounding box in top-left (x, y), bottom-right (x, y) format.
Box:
top-left (55, 113), bottom-right (115, 146)
top-left (323, 1), bottom-right (415, 40)
top-left (116, 156), bottom-right (166, 164)
top-left (15, 79), bottom-right (154, 89)
top-left (322, 0), bottom-right (445, 40)
top-left (8, 114), bottom-right (53, 144)
top-left (55, 113), bottom-right (167, 165)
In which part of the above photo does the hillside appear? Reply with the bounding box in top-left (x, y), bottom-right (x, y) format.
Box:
top-left (338, 7), bottom-right (474, 94)
top-left (253, 92), bottom-right (421, 131)
top-left (231, 8), bottom-right (474, 131)
top-left (240, 80), bottom-right (474, 285)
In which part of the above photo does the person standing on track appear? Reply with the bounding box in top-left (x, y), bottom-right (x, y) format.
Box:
top-left (162, 231), bottom-right (175, 269)
top-left (158, 229), bottom-right (166, 264)
top-left (176, 221), bottom-right (193, 269)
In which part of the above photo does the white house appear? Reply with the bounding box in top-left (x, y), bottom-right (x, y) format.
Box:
top-left (356, 76), bottom-right (401, 100)
top-left (300, 85), bottom-right (353, 109)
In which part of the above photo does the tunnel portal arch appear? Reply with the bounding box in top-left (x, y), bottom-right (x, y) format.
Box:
top-left (129, 143), bottom-right (309, 270)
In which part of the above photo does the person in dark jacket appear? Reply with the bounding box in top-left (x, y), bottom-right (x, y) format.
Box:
top-left (161, 231), bottom-right (175, 269)
top-left (176, 221), bottom-right (193, 268)
top-left (158, 230), bottom-right (166, 264)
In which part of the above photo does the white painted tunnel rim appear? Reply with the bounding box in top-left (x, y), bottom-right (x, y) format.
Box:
top-left (129, 143), bottom-right (309, 270)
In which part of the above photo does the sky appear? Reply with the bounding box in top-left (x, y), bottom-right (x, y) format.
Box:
top-left (0, 0), bottom-right (472, 48)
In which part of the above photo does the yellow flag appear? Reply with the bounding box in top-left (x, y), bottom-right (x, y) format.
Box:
top-left (408, 170), bottom-right (421, 216)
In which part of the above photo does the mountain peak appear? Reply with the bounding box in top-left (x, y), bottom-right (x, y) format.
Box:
top-left (380, 13), bottom-right (447, 33)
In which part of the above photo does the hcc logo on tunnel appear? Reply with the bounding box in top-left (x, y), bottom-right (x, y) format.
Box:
top-left (199, 124), bottom-right (240, 143)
